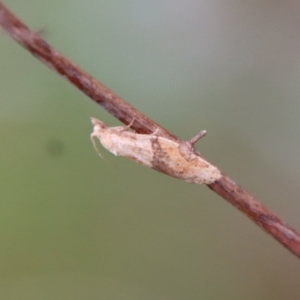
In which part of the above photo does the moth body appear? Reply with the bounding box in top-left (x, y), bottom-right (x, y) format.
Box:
top-left (90, 118), bottom-right (221, 185)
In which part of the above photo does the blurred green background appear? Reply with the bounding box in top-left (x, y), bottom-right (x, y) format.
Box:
top-left (1, 0), bottom-right (300, 299)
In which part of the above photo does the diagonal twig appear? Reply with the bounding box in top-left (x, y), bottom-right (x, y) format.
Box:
top-left (1, 1), bottom-right (300, 258)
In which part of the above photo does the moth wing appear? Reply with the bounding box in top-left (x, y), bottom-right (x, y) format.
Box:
top-left (108, 132), bottom-right (154, 167)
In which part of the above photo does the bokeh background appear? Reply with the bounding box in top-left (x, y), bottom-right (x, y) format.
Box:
top-left (1, 0), bottom-right (300, 299)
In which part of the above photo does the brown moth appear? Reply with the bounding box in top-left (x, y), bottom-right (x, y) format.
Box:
top-left (90, 118), bottom-right (221, 185)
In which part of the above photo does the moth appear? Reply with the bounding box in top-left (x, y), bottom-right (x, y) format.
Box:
top-left (90, 118), bottom-right (222, 185)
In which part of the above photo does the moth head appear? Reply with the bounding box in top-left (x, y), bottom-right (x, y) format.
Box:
top-left (90, 117), bottom-right (108, 131)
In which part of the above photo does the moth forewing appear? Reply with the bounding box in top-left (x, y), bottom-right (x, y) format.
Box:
top-left (105, 130), bottom-right (154, 167)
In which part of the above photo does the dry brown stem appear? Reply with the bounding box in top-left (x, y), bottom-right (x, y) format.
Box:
top-left (1, 2), bottom-right (300, 258)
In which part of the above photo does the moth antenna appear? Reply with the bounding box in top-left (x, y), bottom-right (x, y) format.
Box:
top-left (90, 133), bottom-right (116, 168)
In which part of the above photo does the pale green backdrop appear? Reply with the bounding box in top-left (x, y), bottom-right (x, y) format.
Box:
top-left (1, 0), bottom-right (300, 299)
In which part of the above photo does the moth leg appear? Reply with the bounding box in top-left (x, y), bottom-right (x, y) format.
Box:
top-left (186, 130), bottom-right (207, 149)
top-left (151, 128), bottom-right (161, 136)
top-left (114, 119), bottom-right (135, 132)
top-left (112, 119), bottom-right (134, 132)
top-left (126, 118), bottom-right (135, 129)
